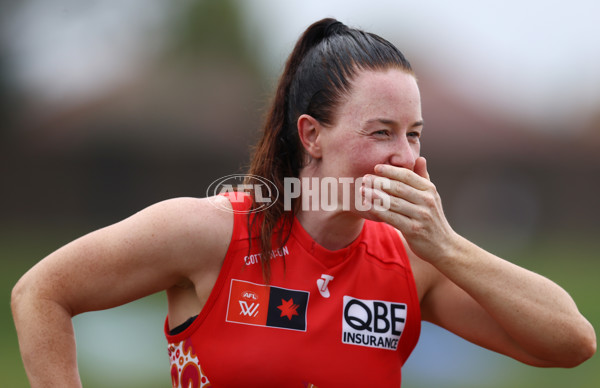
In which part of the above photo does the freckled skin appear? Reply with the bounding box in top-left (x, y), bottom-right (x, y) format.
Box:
top-left (304, 68), bottom-right (423, 213)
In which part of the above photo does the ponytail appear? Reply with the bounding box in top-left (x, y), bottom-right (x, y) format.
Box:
top-left (245, 18), bottom-right (412, 282)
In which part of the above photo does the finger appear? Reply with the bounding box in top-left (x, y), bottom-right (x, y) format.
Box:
top-left (362, 187), bottom-right (414, 228)
top-left (363, 187), bottom-right (420, 219)
top-left (374, 164), bottom-right (430, 191)
top-left (414, 157), bottom-right (430, 181)
top-left (364, 175), bottom-right (422, 205)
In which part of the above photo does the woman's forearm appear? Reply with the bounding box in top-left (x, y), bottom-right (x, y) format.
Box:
top-left (367, 162), bottom-right (596, 366)
top-left (12, 278), bottom-right (82, 388)
top-left (435, 234), bottom-right (596, 366)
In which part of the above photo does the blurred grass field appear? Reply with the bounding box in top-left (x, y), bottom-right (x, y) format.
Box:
top-left (2, 228), bottom-right (598, 387)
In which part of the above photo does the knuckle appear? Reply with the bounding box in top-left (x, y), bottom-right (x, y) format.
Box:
top-left (416, 208), bottom-right (432, 223)
top-left (421, 191), bottom-right (436, 207)
top-left (428, 182), bottom-right (438, 194)
top-left (410, 221), bottom-right (426, 236)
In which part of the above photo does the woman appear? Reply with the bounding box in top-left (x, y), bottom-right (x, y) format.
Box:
top-left (12, 18), bottom-right (595, 388)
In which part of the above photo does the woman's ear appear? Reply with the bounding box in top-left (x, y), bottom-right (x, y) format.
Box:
top-left (297, 114), bottom-right (323, 159)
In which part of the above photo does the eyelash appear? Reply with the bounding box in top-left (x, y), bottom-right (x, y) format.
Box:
top-left (372, 130), bottom-right (421, 140)
top-left (373, 130), bottom-right (390, 136)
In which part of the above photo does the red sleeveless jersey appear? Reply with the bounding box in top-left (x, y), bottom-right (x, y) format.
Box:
top-left (165, 194), bottom-right (421, 388)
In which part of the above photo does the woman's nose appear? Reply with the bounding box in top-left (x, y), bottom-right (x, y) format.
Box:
top-left (388, 137), bottom-right (419, 170)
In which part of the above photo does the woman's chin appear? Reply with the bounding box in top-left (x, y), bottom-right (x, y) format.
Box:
top-left (355, 209), bottom-right (383, 223)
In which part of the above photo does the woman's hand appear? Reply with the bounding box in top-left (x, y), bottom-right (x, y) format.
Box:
top-left (361, 157), bottom-right (596, 367)
top-left (361, 156), bottom-right (458, 263)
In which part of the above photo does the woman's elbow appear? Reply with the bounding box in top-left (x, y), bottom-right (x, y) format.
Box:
top-left (552, 318), bottom-right (596, 368)
top-left (566, 321), bottom-right (596, 368)
top-left (11, 276), bottom-right (28, 319)
top-left (526, 316), bottom-right (596, 368)
top-left (11, 272), bottom-right (49, 321)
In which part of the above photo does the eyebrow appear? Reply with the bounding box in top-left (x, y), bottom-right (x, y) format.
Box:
top-left (365, 118), bottom-right (424, 127)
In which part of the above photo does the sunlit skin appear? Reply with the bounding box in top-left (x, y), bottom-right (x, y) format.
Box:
top-left (303, 69), bottom-right (423, 180)
top-left (296, 68), bottom-right (425, 250)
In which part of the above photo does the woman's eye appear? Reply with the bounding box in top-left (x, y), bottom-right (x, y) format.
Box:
top-left (373, 130), bottom-right (390, 137)
top-left (408, 131), bottom-right (421, 139)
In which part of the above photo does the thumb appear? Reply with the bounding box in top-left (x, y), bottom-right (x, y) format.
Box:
top-left (414, 156), bottom-right (430, 181)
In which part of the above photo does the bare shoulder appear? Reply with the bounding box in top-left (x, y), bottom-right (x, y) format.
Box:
top-left (133, 196), bottom-right (234, 267)
top-left (12, 196), bottom-right (235, 315)
top-left (141, 196), bottom-right (232, 234)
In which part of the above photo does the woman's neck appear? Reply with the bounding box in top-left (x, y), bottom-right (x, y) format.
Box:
top-left (294, 165), bottom-right (367, 250)
top-left (295, 208), bottom-right (365, 251)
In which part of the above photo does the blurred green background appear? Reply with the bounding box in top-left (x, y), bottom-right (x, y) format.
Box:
top-left (2, 0), bottom-right (598, 387)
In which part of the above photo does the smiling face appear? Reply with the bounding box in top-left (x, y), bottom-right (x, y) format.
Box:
top-left (310, 68), bottom-right (423, 181)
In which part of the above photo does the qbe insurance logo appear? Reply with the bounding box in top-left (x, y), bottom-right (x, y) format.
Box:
top-left (342, 296), bottom-right (407, 351)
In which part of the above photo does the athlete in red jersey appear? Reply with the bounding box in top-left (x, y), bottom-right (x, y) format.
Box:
top-left (165, 193), bottom-right (421, 387)
top-left (12, 17), bottom-right (595, 388)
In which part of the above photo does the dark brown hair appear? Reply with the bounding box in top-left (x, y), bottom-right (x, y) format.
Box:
top-left (246, 18), bottom-right (413, 282)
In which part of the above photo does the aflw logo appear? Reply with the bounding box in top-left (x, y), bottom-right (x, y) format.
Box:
top-left (239, 301), bottom-right (260, 317)
top-left (342, 296), bottom-right (407, 351)
top-left (226, 279), bottom-right (309, 331)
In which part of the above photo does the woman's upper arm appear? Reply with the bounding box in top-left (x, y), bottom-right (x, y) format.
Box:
top-left (15, 196), bottom-right (233, 316)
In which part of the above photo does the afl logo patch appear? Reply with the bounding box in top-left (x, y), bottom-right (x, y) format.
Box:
top-left (226, 279), bottom-right (309, 332)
